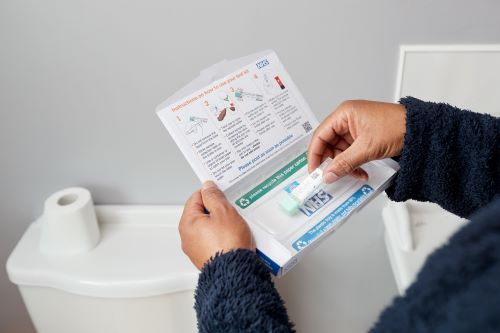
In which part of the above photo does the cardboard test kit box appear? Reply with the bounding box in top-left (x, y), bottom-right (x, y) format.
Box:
top-left (156, 50), bottom-right (398, 276)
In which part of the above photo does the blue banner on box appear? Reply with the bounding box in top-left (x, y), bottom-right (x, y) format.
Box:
top-left (292, 185), bottom-right (374, 251)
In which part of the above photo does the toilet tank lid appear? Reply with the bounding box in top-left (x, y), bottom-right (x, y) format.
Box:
top-left (6, 205), bottom-right (199, 298)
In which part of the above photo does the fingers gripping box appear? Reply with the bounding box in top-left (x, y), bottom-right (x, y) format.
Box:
top-left (156, 50), bottom-right (398, 276)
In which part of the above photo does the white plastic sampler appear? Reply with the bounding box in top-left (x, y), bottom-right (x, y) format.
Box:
top-left (156, 50), bottom-right (400, 277)
top-left (279, 157), bottom-right (333, 215)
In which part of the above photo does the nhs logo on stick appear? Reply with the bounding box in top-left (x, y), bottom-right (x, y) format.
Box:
top-left (283, 181), bottom-right (333, 217)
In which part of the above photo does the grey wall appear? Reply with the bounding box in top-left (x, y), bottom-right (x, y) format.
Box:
top-left (1, 0), bottom-right (500, 331)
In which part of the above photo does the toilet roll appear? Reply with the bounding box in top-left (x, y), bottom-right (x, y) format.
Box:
top-left (39, 187), bottom-right (100, 256)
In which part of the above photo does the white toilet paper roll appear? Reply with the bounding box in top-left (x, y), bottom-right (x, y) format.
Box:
top-left (40, 187), bottom-right (100, 256)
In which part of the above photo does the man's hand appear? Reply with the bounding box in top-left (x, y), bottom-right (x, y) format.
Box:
top-left (179, 181), bottom-right (255, 270)
top-left (308, 100), bottom-right (406, 183)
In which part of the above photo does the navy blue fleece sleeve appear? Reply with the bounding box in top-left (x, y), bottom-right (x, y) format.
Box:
top-left (194, 250), bottom-right (294, 333)
top-left (387, 97), bottom-right (500, 218)
top-left (371, 197), bottom-right (500, 333)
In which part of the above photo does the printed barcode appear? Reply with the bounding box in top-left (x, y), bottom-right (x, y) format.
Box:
top-left (302, 121), bottom-right (312, 133)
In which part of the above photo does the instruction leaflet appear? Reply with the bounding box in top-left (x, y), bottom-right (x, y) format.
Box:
top-left (157, 52), bottom-right (318, 190)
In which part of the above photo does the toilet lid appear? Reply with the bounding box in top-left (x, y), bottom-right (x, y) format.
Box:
top-left (6, 205), bottom-right (199, 298)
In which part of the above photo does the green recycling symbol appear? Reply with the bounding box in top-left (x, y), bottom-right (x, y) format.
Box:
top-left (239, 198), bottom-right (250, 207)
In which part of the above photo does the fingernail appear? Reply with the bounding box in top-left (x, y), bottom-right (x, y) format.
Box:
top-left (202, 181), bottom-right (217, 190)
top-left (324, 172), bottom-right (339, 184)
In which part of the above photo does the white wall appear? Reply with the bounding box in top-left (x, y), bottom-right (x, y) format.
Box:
top-left (1, 0), bottom-right (500, 332)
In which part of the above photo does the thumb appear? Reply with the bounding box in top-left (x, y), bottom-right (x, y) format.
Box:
top-left (323, 140), bottom-right (368, 183)
top-left (200, 181), bottom-right (230, 213)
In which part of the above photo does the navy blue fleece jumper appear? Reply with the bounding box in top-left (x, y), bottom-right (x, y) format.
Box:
top-left (194, 97), bottom-right (500, 333)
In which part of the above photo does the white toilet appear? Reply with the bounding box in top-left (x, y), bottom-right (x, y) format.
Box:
top-left (7, 188), bottom-right (199, 333)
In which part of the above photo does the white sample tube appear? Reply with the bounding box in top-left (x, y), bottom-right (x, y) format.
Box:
top-left (280, 157), bottom-right (332, 215)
